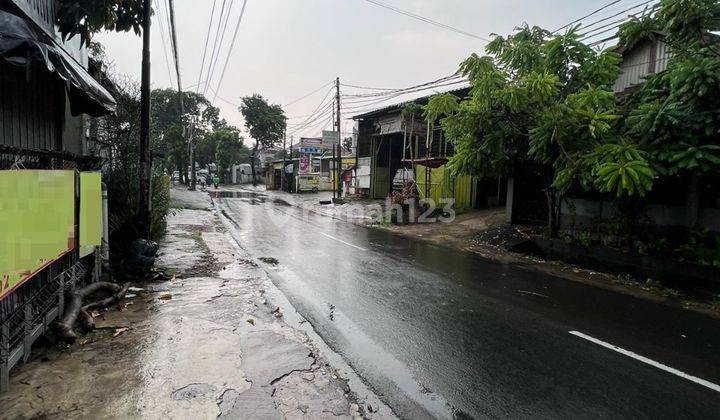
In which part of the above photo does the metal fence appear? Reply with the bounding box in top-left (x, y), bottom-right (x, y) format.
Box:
top-left (0, 145), bottom-right (100, 392)
top-left (0, 145), bottom-right (102, 171)
top-left (0, 253), bottom-right (92, 392)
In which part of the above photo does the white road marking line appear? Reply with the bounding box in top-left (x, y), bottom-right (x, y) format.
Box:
top-left (569, 330), bottom-right (720, 393)
top-left (320, 232), bottom-right (368, 252)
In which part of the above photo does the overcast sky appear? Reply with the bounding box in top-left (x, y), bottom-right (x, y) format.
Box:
top-left (95, 0), bottom-right (613, 141)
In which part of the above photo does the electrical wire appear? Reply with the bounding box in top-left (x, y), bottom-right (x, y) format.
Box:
top-left (154, 0), bottom-right (175, 87)
top-left (284, 80), bottom-right (335, 107)
top-left (341, 74), bottom-right (463, 98)
top-left (203, 0), bottom-right (231, 96)
top-left (196, 0), bottom-right (218, 94)
top-left (212, 0), bottom-right (249, 103)
top-left (288, 102), bottom-right (335, 130)
top-left (553, 0), bottom-right (623, 33)
top-left (361, 0), bottom-right (491, 42)
top-left (206, 0), bottom-right (236, 96)
top-left (288, 102), bottom-right (335, 136)
top-left (576, 0), bottom-right (656, 33)
top-left (342, 82), bottom-right (470, 118)
top-left (342, 79), bottom-right (467, 105)
top-left (167, 0), bottom-right (184, 96)
top-left (287, 85), bottom-right (336, 130)
top-left (579, 3), bottom-right (660, 45)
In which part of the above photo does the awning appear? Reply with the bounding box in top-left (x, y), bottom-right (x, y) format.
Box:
top-left (0, 10), bottom-right (116, 117)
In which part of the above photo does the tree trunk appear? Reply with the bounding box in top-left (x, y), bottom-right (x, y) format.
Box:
top-left (544, 168), bottom-right (560, 238)
top-left (57, 282), bottom-right (130, 343)
top-left (176, 163), bottom-right (184, 185)
top-left (251, 143), bottom-right (259, 187)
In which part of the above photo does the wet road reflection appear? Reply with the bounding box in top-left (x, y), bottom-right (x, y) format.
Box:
top-left (218, 193), bottom-right (720, 419)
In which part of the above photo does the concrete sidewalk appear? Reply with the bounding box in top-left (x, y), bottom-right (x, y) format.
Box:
top-left (0, 188), bottom-right (394, 419)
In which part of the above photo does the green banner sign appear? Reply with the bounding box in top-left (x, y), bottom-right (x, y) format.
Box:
top-left (0, 170), bottom-right (75, 299)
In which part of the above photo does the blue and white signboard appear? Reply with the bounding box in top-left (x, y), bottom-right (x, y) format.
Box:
top-left (300, 147), bottom-right (323, 155)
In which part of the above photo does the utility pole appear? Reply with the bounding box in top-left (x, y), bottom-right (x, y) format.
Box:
top-left (289, 136), bottom-right (294, 193)
top-left (281, 131), bottom-right (287, 192)
top-left (138, 0), bottom-right (153, 239)
top-left (167, 0), bottom-right (193, 191)
top-left (335, 77), bottom-right (341, 199)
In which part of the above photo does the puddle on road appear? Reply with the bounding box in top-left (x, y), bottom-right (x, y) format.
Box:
top-left (210, 191), bottom-right (291, 207)
top-left (211, 191), bottom-right (263, 199)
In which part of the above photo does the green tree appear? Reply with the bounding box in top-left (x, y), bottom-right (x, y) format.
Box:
top-left (425, 25), bottom-right (646, 236)
top-left (239, 94), bottom-right (287, 186)
top-left (213, 128), bottom-right (249, 182)
top-left (151, 89), bottom-right (223, 183)
top-left (620, 0), bottom-right (720, 225)
top-left (56, 0), bottom-right (145, 45)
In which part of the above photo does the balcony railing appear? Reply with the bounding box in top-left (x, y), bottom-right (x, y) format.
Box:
top-left (9, 0), bottom-right (56, 37)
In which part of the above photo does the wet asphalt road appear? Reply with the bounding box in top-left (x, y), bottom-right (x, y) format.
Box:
top-left (217, 192), bottom-right (720, 419)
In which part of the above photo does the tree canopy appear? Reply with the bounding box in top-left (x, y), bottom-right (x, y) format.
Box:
top-left (620, 0), bottom-right (720, 180)
top-left (425, 24), bottom-right (634, 233)
top-left (150, 89), bottom-right (225, 181)
top-left (424, 0), bottom-right (720, 234)
top-left (239, 94), bottom-right (287, 149)
top-left (56, 0), bottom-right (146, 45)
top-left (239, 94), bottom-right (287, 185)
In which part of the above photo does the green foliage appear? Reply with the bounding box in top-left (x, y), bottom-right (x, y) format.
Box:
top-left (401, 102), bottom-right (422, 118)
top-left (56, 0), bottom-right (145, 45)
top-left (213, 128), bottom-right (249, 181)
top-left (622, 0), bottom-right (720, 183)
top-left (150, 89), bottom-right (225, 180)
top-left (423, 93), bottom-right (460, 122)
top-left (150, 175), bottom-right (171, 239)
top-left (239, 94), bottom-right (287, 149)
top-left (678, 229), bottom-right (720, 267)
top-left (618, 15), bottom-right (659, 51)
top-left (655, 0), bottom-right (720, 48)
top-left (434, 24), bottom-right (665, 235)
top-left (589, 143), bottom-right (655, 196)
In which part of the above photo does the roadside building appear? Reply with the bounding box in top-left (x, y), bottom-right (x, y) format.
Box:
top-left (353, 87), bottom-right (506, 210)
top-left (231, 163), bottom-right (252, 184)
top-left (0, 0), bottom-right (116, 392)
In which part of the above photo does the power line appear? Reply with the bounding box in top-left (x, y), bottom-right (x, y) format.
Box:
top-left (288, 85), bottom-right (336, 131)
top-left (210, 0), bottom-right (237, 83)
top-left (342, 74), bottom-right (462, 98)
top-left (167, 0), bottom-right (183, 97)
top-left (553, 0), bottom-right (623, 33)
top-left (154, 0), bottom-right (175, 87)
top-left (577, 0), bottom-right (656, 33)
top-left (288, 101), bottom-right (335, 136)
top-left (342, 78), bottom-right (467, 104)
top-left (212, 0), bottom-right (250, 104)
top-left (284, 80), bottom-right (335, 107)
top-left (196, 0), bottom-right (219, 94)
top-left (579, 3), bottom-right (660, 45)
top-left (203, 0), bottom-right (231, 96)
top-left (207, 86), bottom-right (240, 106)
top-left (288, 101), bottom-right (334, 130)
top-left (342, 82), bottom-right (470, 117)
top-left (361, 0), bottom-right (491, 42)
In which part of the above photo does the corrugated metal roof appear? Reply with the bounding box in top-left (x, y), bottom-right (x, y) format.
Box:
top-left (350, 85), bottom-right (471, 120)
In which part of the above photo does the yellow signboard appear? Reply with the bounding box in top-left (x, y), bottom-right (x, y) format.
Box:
top-left (0, 170), bottom-right (75, 299)
top-left (80, 172), bottom-right (102, 258)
